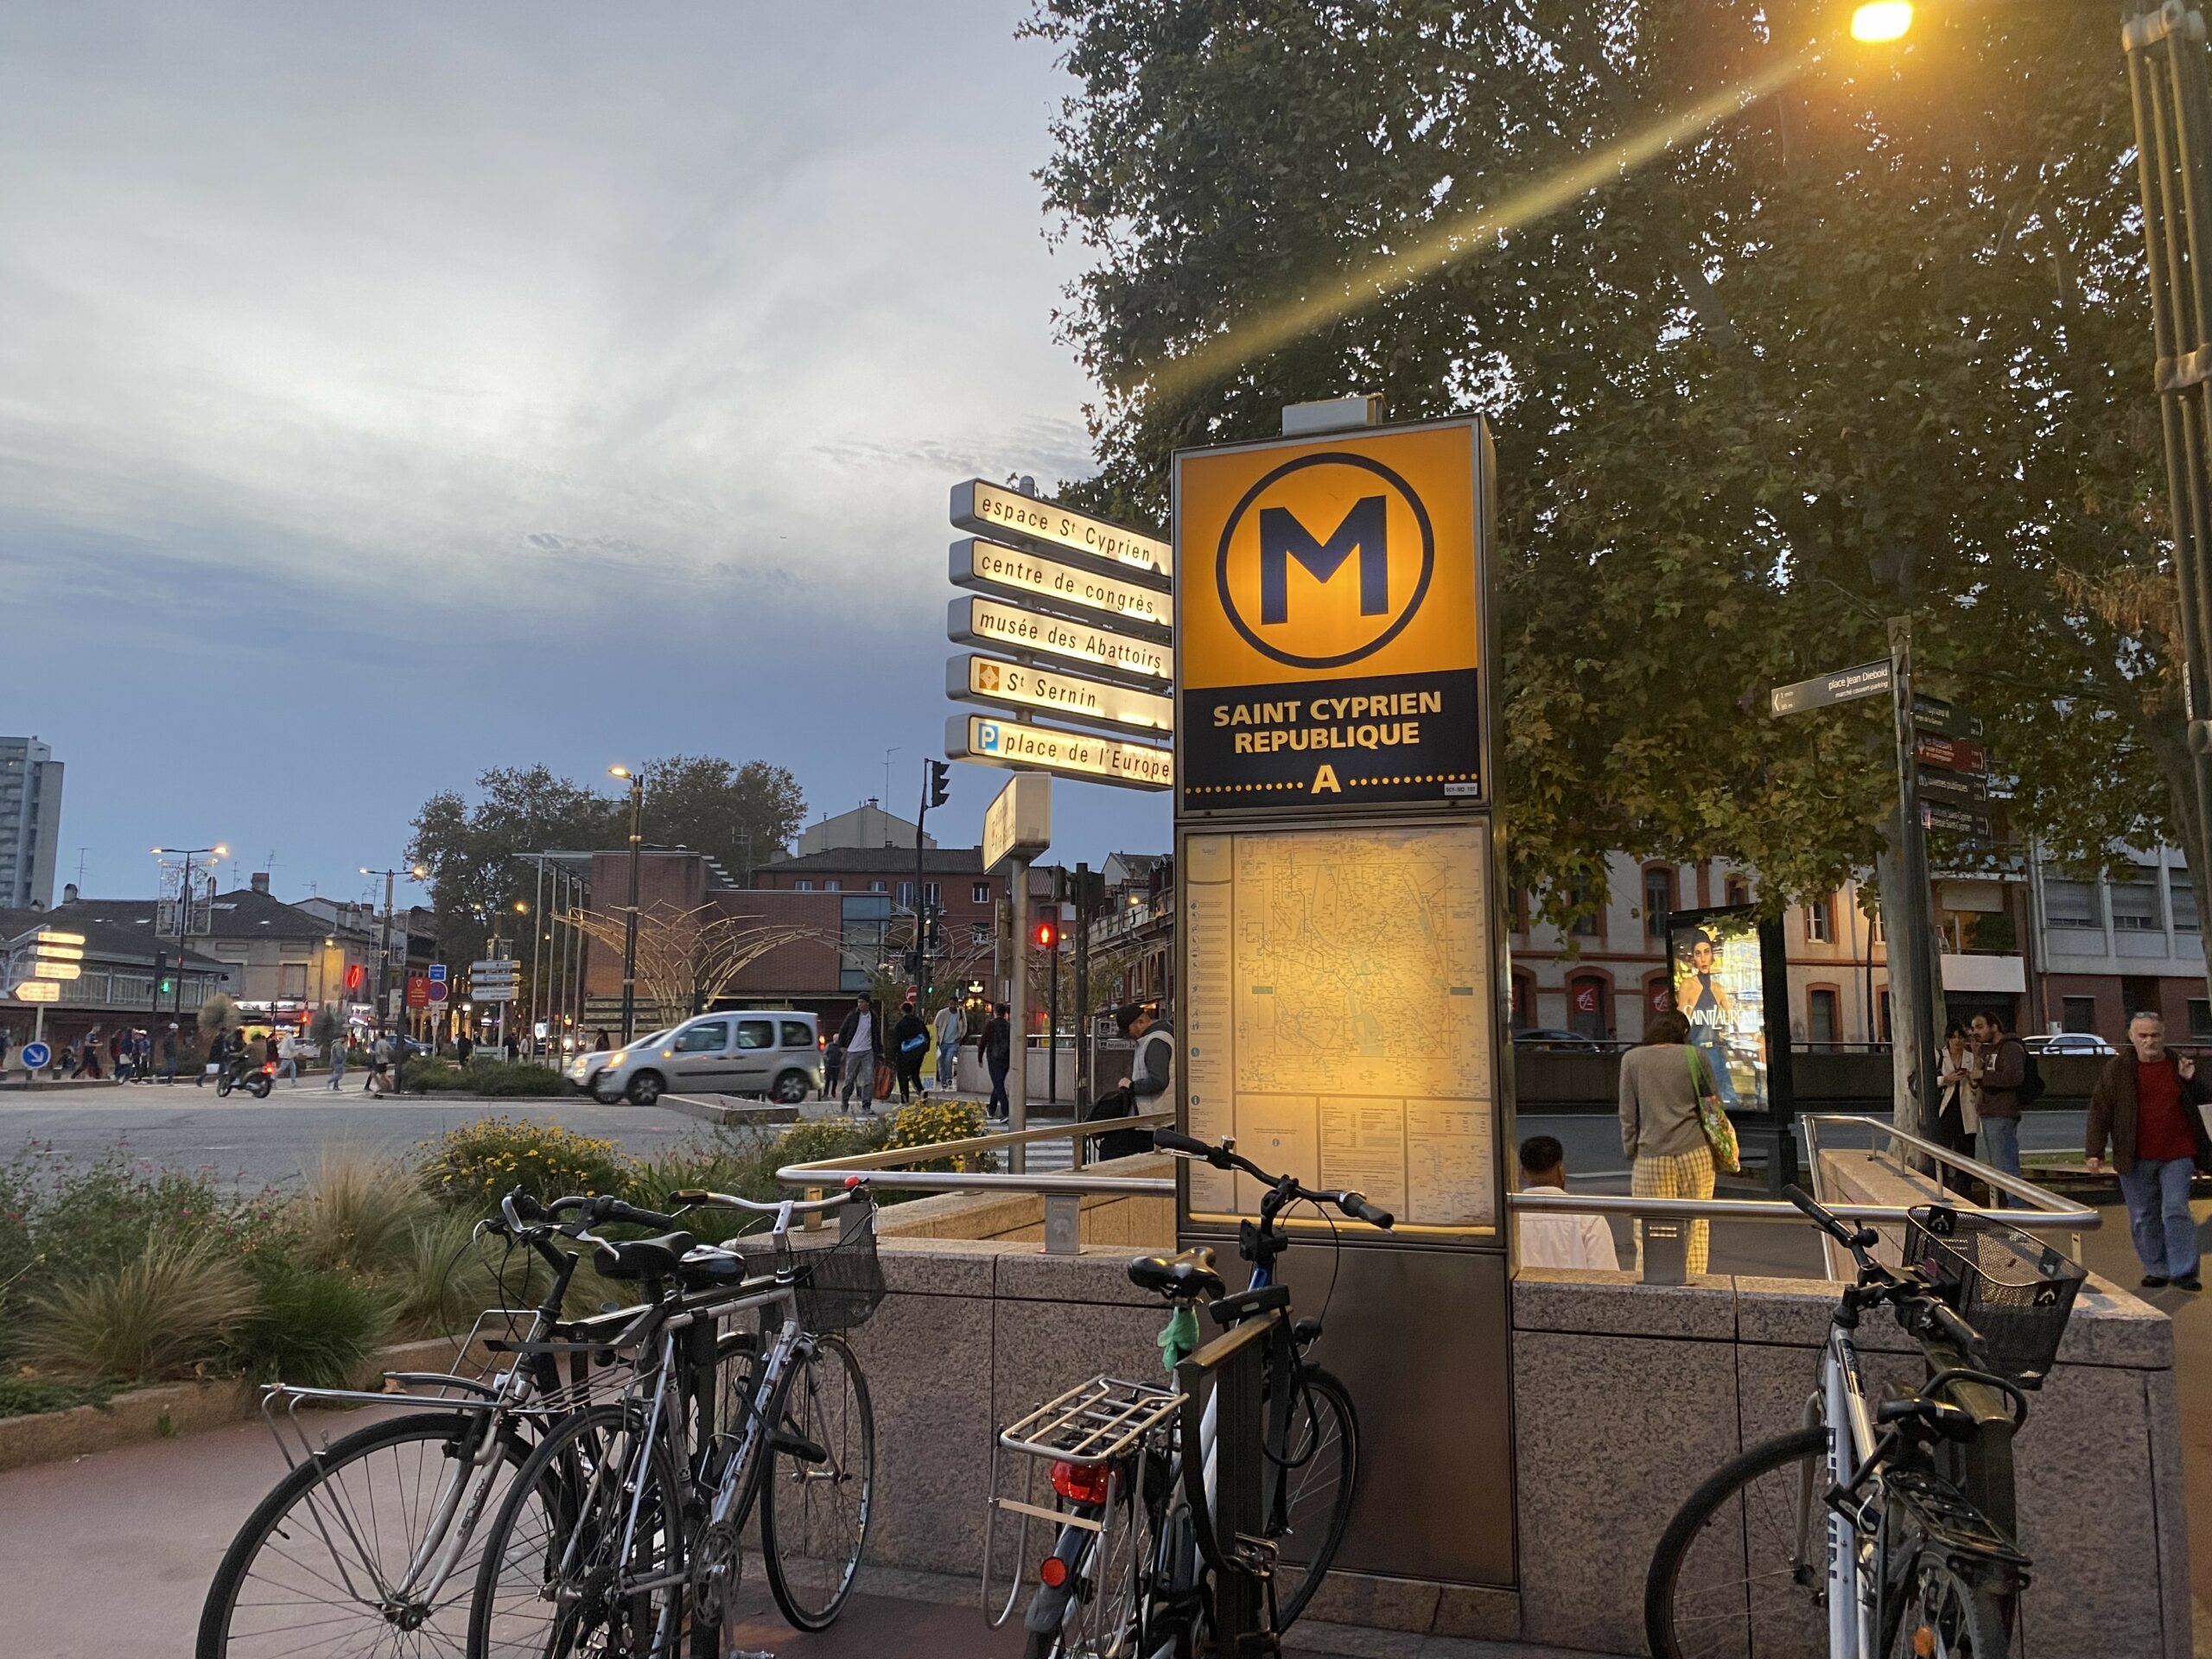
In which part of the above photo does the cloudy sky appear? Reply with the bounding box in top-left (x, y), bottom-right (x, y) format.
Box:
top-left (0, 3), bottom-right (1168, 907)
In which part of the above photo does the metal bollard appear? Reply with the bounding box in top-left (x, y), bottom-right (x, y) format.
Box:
top-left (1641, 1218), bottom-right (1688, 1285)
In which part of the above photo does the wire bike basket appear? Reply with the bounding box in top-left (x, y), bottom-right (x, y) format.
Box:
top-left (1904, 1205), bottom-right (2088, 1388)
top-left (720, 1203), bottom-right (886, 1334)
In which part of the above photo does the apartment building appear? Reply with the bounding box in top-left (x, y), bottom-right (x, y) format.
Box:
top-left (0, 737), bottom-right (62, 911)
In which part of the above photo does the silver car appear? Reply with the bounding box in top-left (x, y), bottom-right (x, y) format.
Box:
top-left (568, 1030), bottom-right (671, 1096)
top-left (591, 1011), bottom-right (823, 1106)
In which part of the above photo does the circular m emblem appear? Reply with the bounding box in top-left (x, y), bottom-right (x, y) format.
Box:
top-left (1215, 452), bottom-right (1436, 669)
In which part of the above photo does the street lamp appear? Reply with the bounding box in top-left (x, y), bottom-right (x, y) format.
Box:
top-left (151, 844), bottom-right (226, 1022)
top-left (359, 863), bottom-right (429, 1041)
top-left (610, 766), bottom-right (644, 1043)
top-left (1849, 2), bottom-right (1912, 43)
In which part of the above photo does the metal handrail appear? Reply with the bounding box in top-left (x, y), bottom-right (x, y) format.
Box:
top-left (776, 1109), bottom-right (1177, 1197)
top-left (1800, 1112), bottom-right (2080, 1217)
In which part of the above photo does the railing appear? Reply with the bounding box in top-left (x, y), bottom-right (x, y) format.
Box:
top-left (780, 1110), bottom-right (2097, 1268)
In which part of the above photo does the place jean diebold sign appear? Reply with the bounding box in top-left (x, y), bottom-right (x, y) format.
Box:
top-left (1173, 419), bottom-right (1488, 813)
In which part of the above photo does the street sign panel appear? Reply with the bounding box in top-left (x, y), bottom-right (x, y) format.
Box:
top-left (950, 538), bottom-right (1170, 632)
top-left (947, 714), bottom-right (1173, 791)
top-left (1912, 696), bottom-right (1984, 739)
top-left (948, 595), bottom-right (1172, 684)
top-left (19, 1041), bottom-right (49, 1070)
top-left (1916, 769), bottom-right (1988, 806)
top-left (982, 772), bottom-right (1053, 872)
top-left (12, 981), bottom-right (58, 1003)
top-left (427, 963), bottom-right (448, 982)
top-left (1914, 734), bottom-right (1987, 773)
top-left (29, 960), bottom-right (80, 980)
top-left (1922, 804), bottom-right (1992, 837)
top-left (949, 653), bottom-right (1174, 739)
top-left (1770, 661), bottom-right (1892, 716)
top-left (427, 979), bottom-right (449, 1004)
top-left (1175, 417), bottom-right (1486, 813)
top-left (473, 985), bottom-right (516, 1004)
top-left (406, 976), bottom-right (430, 1009)
top-left (469, 959), bottom-right (517, 978)
top-left (950, 479), bottom-right (1173, 583)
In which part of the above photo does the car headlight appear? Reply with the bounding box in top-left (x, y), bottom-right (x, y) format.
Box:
top-left (608, 1052), bottom-right (626, 1066)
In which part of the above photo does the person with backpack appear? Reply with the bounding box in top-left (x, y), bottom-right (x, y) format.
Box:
top-left (981, 1002), bottom-right (1012, 1121)
top-left (1085, 1002), bottom-right (1170, 1160)
top-left (1969, 1009), bottom-right (2036, 1202)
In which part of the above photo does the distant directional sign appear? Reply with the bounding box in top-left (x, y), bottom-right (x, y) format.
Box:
top-left (1922, 803), bottom-right (1993, 837)
top-left (950, 539), bottom-right (1170, 633)
top-left (948, 595), bottom-right (1172, 683)
top-left (1916, 769), bottom-right (1989, 807)
top-left (949, 653), bottom-right (1173, 739)
top-left (1770, 661), bottom-right (1892, 716)
top-left (427, 963), bottom-right (448, 982)
top-left (13, 981), bottom-right (59, 1003)
top-left (1914, 734), bottom-right (1987, 774)
top-left (950, 480), bottom-right (1173, 582)
top-left (946, 714), bottom-right (1173, 791)
top-left (1912, 695), bottom-right (1984, 739)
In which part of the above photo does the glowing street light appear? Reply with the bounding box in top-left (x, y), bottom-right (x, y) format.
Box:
top-left (1850, 2), bottom-right (1913, 43)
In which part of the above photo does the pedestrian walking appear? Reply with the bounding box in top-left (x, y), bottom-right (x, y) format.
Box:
top-left (892, 1000), bottom-right (929, 1104)
top-left (109, 1029), bottom-right (127, 1081)
top-left (593, 1028), bottom-right (611, 1052)
top-left (1619, 1009), bottom-right (1718, 1275)
top-left (74, 1029), bottom-right (103, 1080)
top-left (1935, 1023), bottom-right (1982, 1196)
top-left (367, 1031), bottom-right (392, 1095)
top-left (156, 1023), bottom-right (178, 1084)
top-left (276, 1030), bottom-right (299, 1087)
top-left (2087, 1011), bottom-right (2212, 1291)
top-left (0, 1025), bottom-right (12, 1079)
top-left (836, 994), bottom-right (878, 1115)
top-left (455, 1032), bottom-right (474, 1066)
top-left (1969, 1010), bottom-right (2029, 1199)
top-left (504, 1033), bottom-right (519, 1065)
top-left (982, 1002), bottom-right (1012, 1121)
top-left (931, 1001), bottom-right (961, 1091)
top-left (198, 1026), bottom-right (226, 1087)
top-left (327, 1031), bottom-right (346, 1091)
top-left (1515, 1134), bottom-right (1620, 1271)
top-left (821, 1033), bottom-right (844, 1101)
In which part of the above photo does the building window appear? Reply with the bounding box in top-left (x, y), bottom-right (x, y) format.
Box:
top-left (1643, 867), bottom-right (1675, 939)
top-left (2192, 1000), bottom-right (2212, 1039)
top-left (972, 882), bottom-right (991, 905)
top-left (971, 923), bottom-right (990, 946)
top-left (1510, 974), bottom-right (1535, 1030)
top-left (1725, 875), bottom-right (1751, 907)
top-left (2043, 878), bottom-right (2100, 930)
top-left (2061, 996), bottom-right (2097, 1033)
top-left (794, 880), bottom-right (813, 893)
top-left (1877, 988), bottom-right (1891, 1043)
top-left (2111, 867), bottom-right (2160, 931)
top-left (824, 880), bottom-right (842, 893)
top-left (1567, 975), bottom-right (1609, 1039)
top-left (2171, 870), bottom-right (2200, 932)
top-left (925, 881), bottom-right (941, 906)
top-left (279, 963), bottom-right (308, 999)
top-left (1567, 887), bottom-right (1599, 938)
top-left (895, 881), bottom-right (913, 906)
top-left (869, 880), bottom-right (887, 894)
top-left (1804, 896), bottom-right (1834, 944)
top-left (1808, 988), bottom-right (1840, 1046)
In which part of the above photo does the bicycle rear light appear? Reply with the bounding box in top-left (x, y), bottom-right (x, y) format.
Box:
top-left (1038, 1555), bottom-right (1070, 1588)
top-left (1051, 1459), bottom-right (1112, 1505)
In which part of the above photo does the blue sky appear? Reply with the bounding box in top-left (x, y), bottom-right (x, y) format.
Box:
top-left (0, 3), bottom-right (1170, 908)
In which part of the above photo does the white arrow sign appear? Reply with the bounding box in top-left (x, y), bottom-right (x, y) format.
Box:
top-left (948, 595), bottom-right (1171, 683)
top-left (946, 714), bottom-right (1172, 791)
top-left (950, 480), bottom-right (1172, 582)
top-left (950, 538), bottom-right (1170, 632)
top-left (948, 653), bottom-right (1173, 739)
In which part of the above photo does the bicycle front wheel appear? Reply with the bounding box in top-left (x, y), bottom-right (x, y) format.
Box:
top-left (1645, 1426), bottom-right (1828, 1659)
top-left (1268, 1365), bottom-right (1357, 1628)
top-left (469, 1402), bottom-right (690, 1659)
top-left (199, 1409), bottom-right (529, 1659)
top-left (760, 1333), bottom-right (875, 1630)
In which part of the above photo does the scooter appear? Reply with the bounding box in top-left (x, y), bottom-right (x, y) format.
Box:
top-left (215, 1058), bottom-right (275, 1099)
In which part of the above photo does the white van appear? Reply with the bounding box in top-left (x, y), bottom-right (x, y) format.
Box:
top-left (590, 1010), bottom-right (823, 1106)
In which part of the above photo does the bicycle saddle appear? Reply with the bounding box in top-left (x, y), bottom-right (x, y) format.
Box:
top-left (1127, 1247), bottom-right (1225, 1301)
top-left (593, 1231), bottom-right (697, 1281)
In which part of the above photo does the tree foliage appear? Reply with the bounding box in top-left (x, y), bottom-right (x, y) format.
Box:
top-left (407, 759), bottom-right (806, 967)
top-left (1025, 0), bottom-right (2189, 922)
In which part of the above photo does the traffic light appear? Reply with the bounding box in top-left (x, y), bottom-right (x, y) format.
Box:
top-left (1033, 918), bottom-right (1058, 950)
top-left (927, 760), bottom-right (950, 810)
top-left (154, 950), bottom-right (174, 997)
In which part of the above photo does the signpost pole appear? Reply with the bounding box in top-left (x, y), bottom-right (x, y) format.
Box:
top-left (1886, 616), bottom-right (1940, 1144)
top-left (1008, 854), bottom-right (1029, 1175)
top-left (1074, 861), bottom-right (1091, 1112)
top-left (1048, 904), bottom-right (1060, 1109)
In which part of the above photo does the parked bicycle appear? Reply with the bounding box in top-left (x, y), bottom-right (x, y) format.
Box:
top-left (198, 1185), bottom-right (676, 1657)
top-left (468, 1180), bottom-right (881, 1658)
top-left (1643, 1185), bottom-right (2085, 1659)
top-left (987, 1128), bottom-right (1390, 1658)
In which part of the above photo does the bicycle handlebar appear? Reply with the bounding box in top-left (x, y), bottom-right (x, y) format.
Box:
top-left (1152, 1130), bottom-right (1395, 1230)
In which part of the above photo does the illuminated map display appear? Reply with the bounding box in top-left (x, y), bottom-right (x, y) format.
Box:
top-left (1182, 821), bottom-right (1497, 1230)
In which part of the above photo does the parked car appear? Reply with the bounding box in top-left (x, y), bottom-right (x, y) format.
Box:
top-left (1512, 1027), bottom-right (1610, 1052)
top-left (568, 1029), bottom-right (671, 1096)
top-left (2024, 1032), bottom-right (2117, 1058)
top-left (590, 1011), bottom-right (823, 1106)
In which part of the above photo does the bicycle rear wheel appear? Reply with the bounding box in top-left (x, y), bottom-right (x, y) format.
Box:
top-left (1267, 1365), bottom-right (1357, 1628)
top-left (1645, 1426), bottom-right (1827, 1659)
top-left (1888, 1557), bottom-right (2010, 1657)
top-left (469, 1402), bottom-right (689, 1659)
top-left (198, 1410), bottom-right (527, 1659)
top-left (760, 1333), bottom-right (875, 1630)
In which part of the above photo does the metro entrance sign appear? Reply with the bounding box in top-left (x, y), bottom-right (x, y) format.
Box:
top-left (1174, 417), bottom-right (1490, 813)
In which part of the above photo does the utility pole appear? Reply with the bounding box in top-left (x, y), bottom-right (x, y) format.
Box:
top-left (1885, 616), bottom-right (1941, 1143)
top-left (611, 767), bottom-right (643, 1043)
top-left (1073, 861), bottom-right (1092, 1111)
top-left (1007, 855), bottom-right (1029, 1174)
top-left (913, 760), bottom-right (950, 1002)
top-left (1048, 884), bottom-right (1061, 1109)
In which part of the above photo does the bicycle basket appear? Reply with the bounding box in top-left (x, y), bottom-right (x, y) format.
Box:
top-left (1903, 1206), bottom-right (2087, 1387)
top-left (790, 1205), bottom-right (885, 1334)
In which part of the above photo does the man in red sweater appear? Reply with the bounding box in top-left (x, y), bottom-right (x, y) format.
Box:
top-left (2087, 1012), bottom-right (2212, 1291)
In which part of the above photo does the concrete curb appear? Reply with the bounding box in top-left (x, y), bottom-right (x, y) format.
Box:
top-left (654, 1094), bottom-right (802, 1128)
top-left (0, 1333), bottom-right (474, 1474)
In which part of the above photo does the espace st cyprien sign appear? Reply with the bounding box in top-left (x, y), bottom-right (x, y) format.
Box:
top-left (1173, 419), bottom-right (1491, 815)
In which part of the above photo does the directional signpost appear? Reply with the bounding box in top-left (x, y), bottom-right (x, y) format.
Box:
top-left (469, 959), bottom-right (518, 1002)
top-left (1770, 660), bottom-right (1892, 716)
top-left (949, 655), bottom-right (1173, 739)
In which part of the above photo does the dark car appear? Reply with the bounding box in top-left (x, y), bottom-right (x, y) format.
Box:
top-left (1513, 1027), bottom-right (1610, 1052)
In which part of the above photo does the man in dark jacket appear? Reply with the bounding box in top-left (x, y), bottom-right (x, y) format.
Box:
top-left (2087, 1011), bottom-right (2212, 1291)
top-left (982, 1003), bottom-right (1012, 1121)
top-left (891, 1001), bottom-right (929, 1104)
top-left (1968, 1011), bottom-right (2028, 1200)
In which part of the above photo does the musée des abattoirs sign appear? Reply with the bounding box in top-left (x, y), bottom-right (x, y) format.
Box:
top-left (1173, 420), bottom-right (1486, 813)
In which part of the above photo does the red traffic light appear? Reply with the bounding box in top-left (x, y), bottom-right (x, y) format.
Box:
top-left (344, 963), bottom-right (365, 990)
top-left (1033, 920), bottom-right (1057, 950)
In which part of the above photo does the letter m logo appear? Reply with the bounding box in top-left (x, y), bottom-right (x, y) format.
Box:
top-left (1258, 496), bottom-right (1388, 625)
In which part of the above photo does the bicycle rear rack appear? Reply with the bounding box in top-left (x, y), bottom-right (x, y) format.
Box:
top-left (982, 1373), bottom-right (1185, 1645)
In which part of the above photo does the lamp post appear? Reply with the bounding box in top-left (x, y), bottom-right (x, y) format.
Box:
top-left (151, 844), bottom-right (226, 1024)
top-left (610, 767), bottom-right (644, 1043)
top-left (359, 863), bottom-right (429, 1044)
